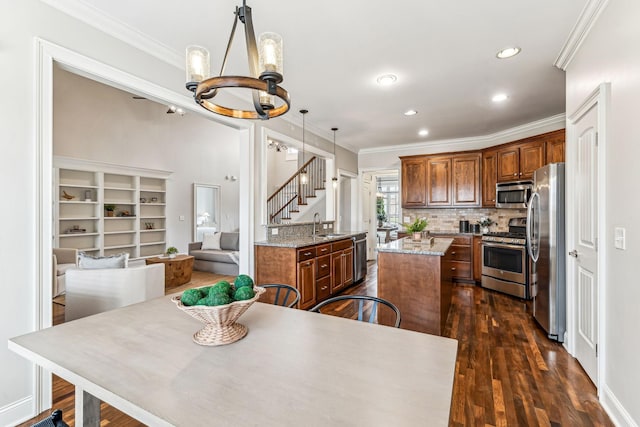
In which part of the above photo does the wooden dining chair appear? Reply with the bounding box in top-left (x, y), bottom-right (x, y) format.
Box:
top-left (260, 284), bottom-right (300, 308)
top-left (310, 295), bottom-right (401, 328)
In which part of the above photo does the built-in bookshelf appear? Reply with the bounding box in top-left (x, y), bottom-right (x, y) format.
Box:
top-left (54, 157), bottom-right (171, 260)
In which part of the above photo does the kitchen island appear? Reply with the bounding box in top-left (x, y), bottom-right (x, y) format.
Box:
top-left (377, 237), bottom-right (454, 335)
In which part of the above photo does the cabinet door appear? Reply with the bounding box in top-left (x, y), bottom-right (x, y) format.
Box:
top-left (482, 150), bottom-right (498, 206)
top-left (473, 236), bottom-right (483, 282)
top-left (297, 259), bottom-right (316, 310)
top-left (330, 251), bottom-right (343, 294)
top-left (519, 140), bottom-right (546, 180)
top-left (427, 157), bottom-right (452, 206)
top-left (452, 154), bottom-right (481, 206)
top-left (497, 147), bottom-right (520, 182)
top-left (342, 248), bottom-right (354, 286)
top-left (401, 158), bottom-right (427, 208)
top-left (546, 131), bottom-right (565, 164)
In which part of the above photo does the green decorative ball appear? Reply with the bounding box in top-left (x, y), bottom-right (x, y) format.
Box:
top-left (180, 289), bottom-right (201, 306)
top-left (211, 281), bottom-right (232, 296)
top-left (198, 286), bottom-right (212, 297)
top-left (234, 286), bottom-right (255, 301)
top-left (196, 297), bottom-right (208, 306)
top-left (234, 274), bottom-right (254, 290)
top-left (206, 292), bottom-right (232, 306)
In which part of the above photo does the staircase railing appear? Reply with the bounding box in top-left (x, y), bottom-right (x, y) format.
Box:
top-left (267, 156), bottom-right (325, 223)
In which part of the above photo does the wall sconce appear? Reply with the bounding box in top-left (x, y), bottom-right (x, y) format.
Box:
top-left (225, 175), bottom-right (238, 182)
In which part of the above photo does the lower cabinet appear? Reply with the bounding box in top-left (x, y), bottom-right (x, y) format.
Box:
top-left (255, 238), bottom-right (355, 310)
top-left (473, 235), bottom-right (483, 283)
top-left (439, 234), bottom-right (473, 283)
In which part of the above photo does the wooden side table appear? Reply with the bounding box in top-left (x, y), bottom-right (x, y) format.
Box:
top-left (145, 254), bottom-right (194, 287)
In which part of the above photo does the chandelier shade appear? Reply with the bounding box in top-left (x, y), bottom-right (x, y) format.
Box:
top-left (185, 1), bottom-right (290, 120)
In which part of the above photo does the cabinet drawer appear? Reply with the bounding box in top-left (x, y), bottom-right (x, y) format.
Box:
top-left (331, 239), bottom-right (353, 252)
top-left (316, 244), bottom-right (331, 257)
top-left (297, 247), bottom-right (316, 262)
top-left (436, 234), bottom-right (471, 245)
top-left (442, 260), bottom-right (472, 280)
top-left (316, 254), bottom-right (331, 278)
top-left (316, 276), bottom-right (331, 301)
top-left (445, 245), bottom-right (471, 262)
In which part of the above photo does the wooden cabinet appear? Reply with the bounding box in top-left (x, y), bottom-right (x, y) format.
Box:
top-left (440, 234), bottom-right (473, 282)
top-left (426, 157), bottom-right (452, 206)
top-left (482, 150), bottom-right (498, 207)
top-left (297, 257), bottom-right (316, 309)
top-left (473, 235), bottom-right (483, 283)
top-left (497, 139), bottom-right (545, 182)
top-left (452, 153), bottom-right (481, 206)
top-left (255, 238), bottom-right (355, 310)
top-left (401, 158), bottom-right (427, 208)
top-left (546, 129), bottom-right (566, 164)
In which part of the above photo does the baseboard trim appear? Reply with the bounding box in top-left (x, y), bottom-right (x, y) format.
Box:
top-left (0, 395), bottom-right (35, 427)
top-left (601, 384), bottom-right (638, 427)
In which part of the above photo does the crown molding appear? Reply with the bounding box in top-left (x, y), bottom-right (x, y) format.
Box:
top-left (41, 0), bottom-right (184, 69)
top-left (554, 0), bottom-right (609, 71)
top-left (359, 113), bottom-right (566, 155)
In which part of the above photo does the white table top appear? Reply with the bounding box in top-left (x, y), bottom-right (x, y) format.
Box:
top-left (10, 295), bottom-right (458, 426)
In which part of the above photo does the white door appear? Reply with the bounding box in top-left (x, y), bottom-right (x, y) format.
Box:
top-left (362, 173), bottom-right (376, 259)
top-left (570, 103), bottom-right (599, 384)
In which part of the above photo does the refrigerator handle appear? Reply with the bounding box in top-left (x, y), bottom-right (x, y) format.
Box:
top-left (526, 192), bottom-right (539, 262)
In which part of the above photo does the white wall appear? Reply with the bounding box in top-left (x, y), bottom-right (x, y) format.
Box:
top-left (266, 146), bottom-right (298, 196)
top-left (53, 68), bottom-right (241, 252)
top-left (565, 1), bottom-right (640, 424)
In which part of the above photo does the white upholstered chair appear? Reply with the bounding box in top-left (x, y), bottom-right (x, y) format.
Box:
top-left (64, 263), bottom-right (165, 321)
top-left (52, 248), bottom-right (78, 297)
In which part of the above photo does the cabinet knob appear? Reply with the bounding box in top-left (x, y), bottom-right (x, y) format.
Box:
top-left (304, 252), bottom-right (312, 256)
top-left (451, 251), bottom-right (456, 255)
top-left (321, 264), bottom-right (328, 268)
top-left (451, 267), bottom-right (456, 271)
top-left (513, 173), bottom-right (518, 176)
top-left (519, 172), bottom-right (523, 176)
top-left (321, 286), bottom-right (328, 291)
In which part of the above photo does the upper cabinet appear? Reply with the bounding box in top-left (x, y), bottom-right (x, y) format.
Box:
top-left (401, 153), bottom-right (481, 208)
top-left (497, 139), bottom-right (545, 182)
top-left (546, 129), bottom-right (566, 164)
top-left (427, 156), bottom-right (452, 206)
top-left (401, 158), bottom-right (428, 208)
top-left (452, 154), bottom-right (481, 206)
top-left (400, 129), bottom-right (565, 209)
top-left (482, 150), bottom-right (498, 207)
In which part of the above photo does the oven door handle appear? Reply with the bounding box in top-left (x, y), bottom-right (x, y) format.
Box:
top-left (482, 242), bottom-right (526, 251)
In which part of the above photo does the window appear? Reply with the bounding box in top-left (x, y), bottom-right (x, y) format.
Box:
top-left (376, 175), bottom-right (399, 225)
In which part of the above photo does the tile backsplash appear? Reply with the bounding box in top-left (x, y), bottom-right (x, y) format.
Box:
top-left (402, 208), bottom-right (526, 233)
top-left (264, 221), bottom-right (335, 242)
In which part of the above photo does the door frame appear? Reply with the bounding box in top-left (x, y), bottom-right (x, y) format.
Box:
top-left (566, 82), bottom-right (609, 393)
top-left (336, 168), bottom-right (358, 232)
top-left (34, 38), bottom-right (254, 413)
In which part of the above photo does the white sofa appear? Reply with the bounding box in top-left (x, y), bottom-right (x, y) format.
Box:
top-left (65, 263), bottom-right (165, 322)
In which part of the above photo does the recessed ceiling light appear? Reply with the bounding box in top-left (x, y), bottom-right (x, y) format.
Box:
top-left (496, 47), bottom-right (521, 59)
top-left (418, 129), bottom-right (429, 137)
top-left (492, 93), bottom-right (508, 103)
top-left (404, 109), bottom-right (418, 116)
top-left (376, 74), bottom-right (398, 86)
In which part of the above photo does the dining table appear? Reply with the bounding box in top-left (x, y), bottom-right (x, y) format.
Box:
top-left (9, 293), bottom-right (458, 426)
top-left (377, 225), bottom-right (398, 243)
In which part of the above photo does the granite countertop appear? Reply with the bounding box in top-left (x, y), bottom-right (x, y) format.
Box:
top-left (377, 237), bottom-right (454, 256)
top-left (254, 231), bottom-right (367, 248)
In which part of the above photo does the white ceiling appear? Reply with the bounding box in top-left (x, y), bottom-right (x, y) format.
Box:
top-left (57, 0), bottom-right (587, 152)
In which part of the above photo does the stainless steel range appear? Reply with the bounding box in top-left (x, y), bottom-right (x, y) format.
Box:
top-left (481, 217), bottom-right (532, 299)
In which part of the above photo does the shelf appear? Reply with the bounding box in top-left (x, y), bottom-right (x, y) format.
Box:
top-left (105, 216), bottom-right (137, 220)
top-left (59, 232), bottom-right (99, 238)
top-left (59, 184), bottom-right (99, 189)
top-left (59, 217), bottom-right (99, 221)
top-left (140, 216), bottom-right (166, 219)
top-left (140, 228), bottom-right (166, 233)
top-left (139, 203), bottom-right (166, 206)
top-left (59, 200), bottom-right (98, 204)
top-left (140, 241), bottom-right (166, 247)
top-left (104, 244), bottom-right (137, 250)
top-left (104, 231), bottom-right (135, 235)
top-left (140, 189), bottom-right (166, 193)
top-left (104, 201), bottom-right (136, 205)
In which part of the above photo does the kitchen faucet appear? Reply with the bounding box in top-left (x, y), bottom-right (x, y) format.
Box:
top-left (313, 212), bottom-right (321, 239)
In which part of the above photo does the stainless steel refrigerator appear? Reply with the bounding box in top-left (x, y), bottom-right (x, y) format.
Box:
top-left (526, 163), bottom-right (566, 342)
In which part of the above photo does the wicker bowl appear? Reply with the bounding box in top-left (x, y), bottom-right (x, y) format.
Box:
top-left (172, 286), bottom-right (265, 346)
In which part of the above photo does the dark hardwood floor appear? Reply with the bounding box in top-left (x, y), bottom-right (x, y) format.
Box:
top-left (19, 264), bottom-right (612, 426)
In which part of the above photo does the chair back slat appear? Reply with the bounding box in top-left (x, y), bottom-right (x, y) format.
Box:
top-left (261, 284), bottom-right (300, 309)
top-left (309, 295), bottom-right (401, 328)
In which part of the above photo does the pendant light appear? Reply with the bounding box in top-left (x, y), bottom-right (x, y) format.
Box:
top-left (331, 127), bottom-right (339, 189)
top-left (300, 109), bottom-right (308, 185)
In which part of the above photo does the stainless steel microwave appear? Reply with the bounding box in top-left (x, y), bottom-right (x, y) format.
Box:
top-left (495, 180), bottom-right (533, 209)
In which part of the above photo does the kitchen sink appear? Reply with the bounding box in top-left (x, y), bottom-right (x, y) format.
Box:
top-left (317, 233), bottom-right (346, 238)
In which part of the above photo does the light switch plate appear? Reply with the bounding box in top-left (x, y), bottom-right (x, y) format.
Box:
top-left (271, 228), bottom-right (278, 235)
top-left (323, 224), bottom-right (328, 229)
top-left (404, 216), bottom-right (410, 223)
top-left (179, 215), bottom-right (185, 221)
top-left (614, 227), bottom-right (626, 250)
